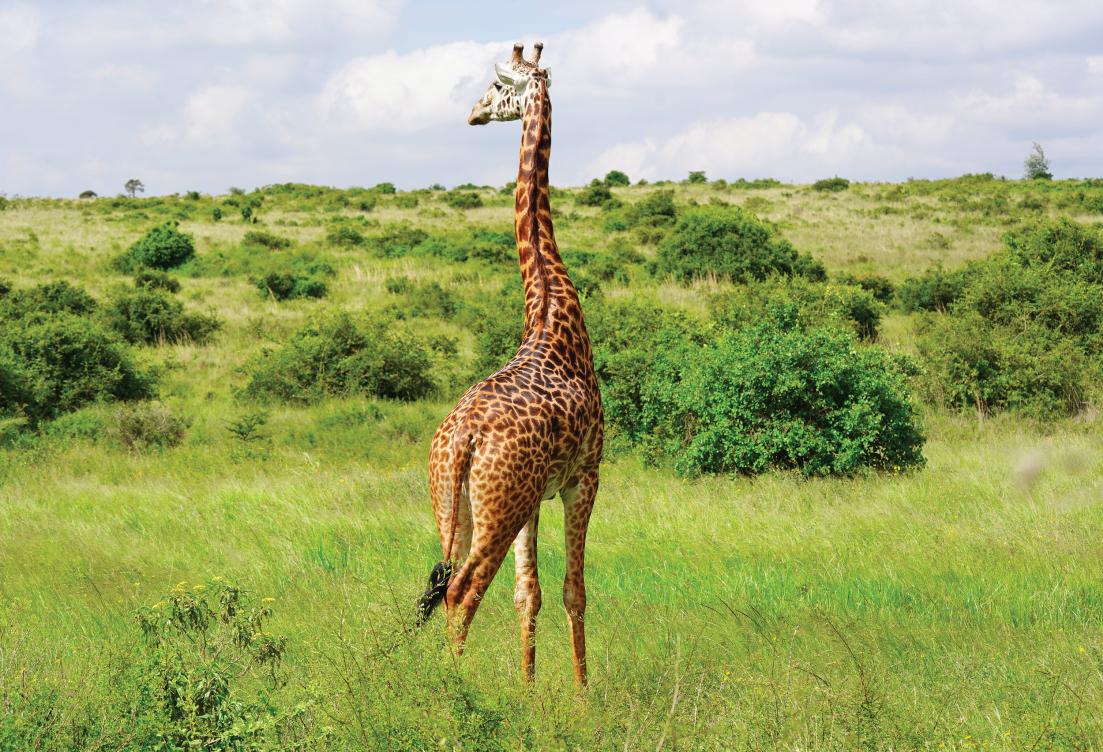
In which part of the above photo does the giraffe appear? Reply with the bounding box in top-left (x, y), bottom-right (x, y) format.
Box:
top-left (417, 42), bottom-right (604, 688)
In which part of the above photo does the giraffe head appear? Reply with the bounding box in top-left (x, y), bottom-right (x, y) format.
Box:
top-left (468, 42), bottom-right (551, 126)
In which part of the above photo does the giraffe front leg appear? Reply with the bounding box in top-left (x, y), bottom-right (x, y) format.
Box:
top-left (560, 468), bottom-right (598, 688)
top-left (513, 505), bottom-right (542, 682)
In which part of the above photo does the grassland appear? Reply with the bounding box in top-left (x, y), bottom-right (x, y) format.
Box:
top-left (1, 179), bottom-right (1102, 749)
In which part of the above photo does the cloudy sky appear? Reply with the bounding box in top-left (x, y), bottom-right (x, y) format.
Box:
top-left (2, 0), bottom-right (1102, 197)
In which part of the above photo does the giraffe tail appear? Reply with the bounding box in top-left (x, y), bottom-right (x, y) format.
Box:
top-left (416, 428), bottom-right (473, 626)
top-left (415, 561), bottom-right (452, 626)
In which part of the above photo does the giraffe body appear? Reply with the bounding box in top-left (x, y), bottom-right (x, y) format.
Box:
top-left (422, 43), bottom-right (603, 687)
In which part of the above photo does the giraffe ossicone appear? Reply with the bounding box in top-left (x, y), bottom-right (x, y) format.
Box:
top-left (419, 42), bottom-right (604, 688)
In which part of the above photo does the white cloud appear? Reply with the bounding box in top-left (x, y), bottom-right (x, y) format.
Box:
top-left (88, 64), bottom-right (159, 92)
top-left (0, 5), bottom-right (38, 51)
top-left (184, 85), bottom-right (258, 146)
top-left (550, 9), bottom-right (690, 90)
top-left (1088, 56), bottom-right (1103, 75)
top-left (190, 0), bottom-right (405, 44)
top-left (318, 41), bottom-right (512, 133)
top-left (586, 111), bottom-right (868, 182)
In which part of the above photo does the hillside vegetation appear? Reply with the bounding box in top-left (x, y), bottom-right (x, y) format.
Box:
top-left (1, 173), bottom-right (1102, 749)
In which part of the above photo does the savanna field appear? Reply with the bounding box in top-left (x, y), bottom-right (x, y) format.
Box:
top-left (1, 174), bottom-right (1102, 750)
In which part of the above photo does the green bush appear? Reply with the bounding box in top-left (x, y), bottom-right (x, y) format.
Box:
top-left (126, 222), bottom-right (196, 270)
top-left (0, 280), bottom-right (98, 319)
top-left (575, 185), bottom-right (612, 207)
top-left (708, 277), bottom-right (885, 340)
top-left (0, 313), bottom-right (154, 423)
top-left (835, 273), bottom-right (895, 304)
top-left (604, 170), bottom-right (630, 186)
top-left (325, 225), bottom-right (365, 247)
top-left (133, 267), bottom-right (181, 293)
top-left (102, 289), bottom-right (223, 345)
top-left (242, 230), bottom-right (292, 250)
top-left (657, 204), bottom-right (825, 284)
top-left (648, 317), bottom-right (925, 476)
top-left (368, 222), bottom-right (429, 257)
top-left (242, 311), bottom-right (438, 403)
top-left (109, 401), bottom-right (190, 453)
top-left (897, 264), bottom-right (970, 312)
top-left (813, 177), bottom-right (851, 192)
top-left (914, 217), bottom-right (1103, 418)
top-left (393, 193), bottom-right (419, 209)
top-left (447, 191), bottom-right (483, 210)
top-left (584, 295), bottom-right (706, 447)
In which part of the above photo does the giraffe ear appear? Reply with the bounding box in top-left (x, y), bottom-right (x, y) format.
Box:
top-left (543, 67), bottom-right (552, 89)
top-left (494, 63), bottom-right (525, 90)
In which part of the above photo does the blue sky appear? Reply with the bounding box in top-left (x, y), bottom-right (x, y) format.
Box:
top-left (2, 0), bottom-right (1102, 197)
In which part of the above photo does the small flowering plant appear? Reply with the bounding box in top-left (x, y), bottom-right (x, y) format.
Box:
top-left (133, 578), bottom-right (289, 749)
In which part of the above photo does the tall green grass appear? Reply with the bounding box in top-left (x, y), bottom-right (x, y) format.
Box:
top-left (2, 409), bottom-right (1101, 748)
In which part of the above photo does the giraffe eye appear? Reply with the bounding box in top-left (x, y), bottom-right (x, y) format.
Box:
top-left (493, 82), bottom-right (502, 91)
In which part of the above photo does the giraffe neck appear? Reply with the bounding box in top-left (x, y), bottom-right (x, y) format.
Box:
top-left (513, 77), bottom-right (586, 345)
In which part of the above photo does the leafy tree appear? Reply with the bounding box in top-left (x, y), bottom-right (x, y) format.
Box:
top-left (604, 170), bottom-right (630, 186)
top-left (687, 171), bottom-right (708, 184)
top-left (1023, 141), bottom-right (1053, 181)
top-left (124, 179), bottom-right (145, 198)
top-left (79, 190), bottom-right (98, 199)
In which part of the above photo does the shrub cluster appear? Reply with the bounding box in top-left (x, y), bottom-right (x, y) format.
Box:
top-left (916, 217), bottom-right (1103, 417)
top-left (242, 311), bottom-right (444, 403)
top-left (651, 318), bottom-right (925, 476)
top-left (657, 204), bottom-right (826, 284)
top-left (120, 222), bottom-right (196, 271)
top-left (585, 295), bottom-right (924, 475)
top-left (102, 288), bottom-right (222, 344)
top-left (813, 177), bottom-right (851, 192)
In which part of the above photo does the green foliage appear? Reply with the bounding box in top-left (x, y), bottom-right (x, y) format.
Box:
top-left (835, 272), bottom-right (896, 304)
top-left (575, 185), bottom-right (612, 207)
top-left (456, 278), bottom-right (525, 379)
top-left (651, 317), bottom-right (925, 476)
top-left (212, 206), bottom-right (222, 222)
top-left (226, 409), bottom-right (269, 443)
top-left (242, 310), bottom-right (439, 403)
top-left (687, 170), bottom-right (708, 184)
top-left (125, 222), bottom-right (197, 271)
top-left (708, 276), bottom-right (886, 340)
top-left (109, 401), bottom-right (190, 453)
top-left (367, 222), bottom-right (429, 257)
top-left (393, 193), bottom-right (418, 209)
top-left (384, 277), bottom-right (457, 319)
top-left (242, 230), bottom-right (291, 250)
top-left (658, 204), bottom-right (825, 284)
top-left (374, 182), bottom-right (396, 194)
top-left (814, 177), bottom-right (851, 192)
top-left (916, 217), bottom-right (1103, 417)
top-left (604, 170), bottom-right (630, 186)
top-left (325, 224), bottom-right (366, 247)
top-left (446, 191), bottom-right (484, 210)
top-left (584, 295), bottom-right (706, 449)
top-left (897, 264), bottom-right (971, 313)
top-left (102, 288), bottom-right (223, 345)
top-left (0, 280), bottom-right (97, 319)
top-left (0, 313), bottom-right (154, 423)
top-left (134, 267), bottom-right (182, 293)
top-left (133, 579), bottom-right (292, 750)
